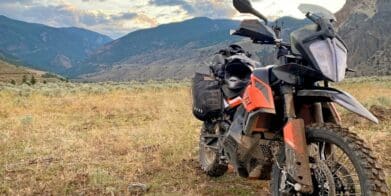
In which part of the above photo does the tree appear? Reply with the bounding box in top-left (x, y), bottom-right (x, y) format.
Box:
top-left (10, 79), bottom-right (16, 85)
top-left (22, 75), bottom-right (27, 84)
top-left (30, 75), bottom-right (36, 85)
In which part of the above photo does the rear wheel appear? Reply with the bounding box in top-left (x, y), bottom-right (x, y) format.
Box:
top-left (271, 123), bottom-right (388, 195)
top-left (199, 122), bottom-right (228, 177)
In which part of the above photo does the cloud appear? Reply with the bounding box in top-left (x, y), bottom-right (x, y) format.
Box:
top-left (0, 0), bottom-right (34, 3)
top-left (249, 0), bottom-right (346, 19)
top-left (0, 0), bottom-right (346, 39)
top-left (133, 14), bottom-right (158, 27)
top-left (0, 2), bottom-right (140, 38)
top-left (21, 4), bottom-right (106, 26)
top-left (112, 12), bottom-right (137, 20)
top-left (187, 0), bottom-right (235, 18)
top-left (149, 0), bottom-right (235, 18)
top-left (149, 0), bottom-right (194, 13)
top-left (0, 0), bottom-right (235, 38)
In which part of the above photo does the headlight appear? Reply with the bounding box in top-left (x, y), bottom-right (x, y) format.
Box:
top-left (309, 38), bottom-right (347, 82)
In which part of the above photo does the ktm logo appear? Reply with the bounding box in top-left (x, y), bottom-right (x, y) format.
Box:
top-left (243, 93), bottom-right (251, 105)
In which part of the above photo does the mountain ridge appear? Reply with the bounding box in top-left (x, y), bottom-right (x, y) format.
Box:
top-left (0, 0), bottom-right (389, 81)
top-left (79, 0), bottom-right (389, 81)
top-left (75, 16), bottom-right (309, 81)
top-left (0, 15), bottom-right (113, 74)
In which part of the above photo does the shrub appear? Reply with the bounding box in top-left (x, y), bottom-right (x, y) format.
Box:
top-left (30, 75), bottom-right (36, 85)
top-left (22, 75), bottom-right (27, 84)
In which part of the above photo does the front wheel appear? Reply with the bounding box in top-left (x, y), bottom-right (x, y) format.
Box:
top-left (271, 123), bottom-right (388, 195)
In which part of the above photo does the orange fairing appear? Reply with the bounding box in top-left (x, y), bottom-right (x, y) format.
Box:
top-left (242, 75), bottom-right (275, 112)
top-left (228, 97), bottom-right (242, 108)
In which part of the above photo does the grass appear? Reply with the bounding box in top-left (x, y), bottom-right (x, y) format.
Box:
top-left (0, 77), bottom-right (390, 195)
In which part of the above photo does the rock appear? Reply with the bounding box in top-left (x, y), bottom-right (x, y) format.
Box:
top-left (128, 183), bottom-right (150, 195)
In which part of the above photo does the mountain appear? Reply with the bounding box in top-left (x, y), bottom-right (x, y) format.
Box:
top-left (336, 0), bottom-right (391, 75)
top-left (2, 0), bottom-right (388, 82)
top-left (91, 17), bottom-right (238, 65)
top-left (77, 17), bottom-right (308, 81)
top-left (73, 17), bottom-right (240, 77)
top-left (79, 0), bottom-right (390, 81)
top-left (0, 15), bottom-right (112, 75)
top-left (0, 49), bottom-right (22, 65)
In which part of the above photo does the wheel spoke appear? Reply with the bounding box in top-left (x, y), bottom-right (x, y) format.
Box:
top-left (320, 141), bottom-right (326, 160)
top-left (271, 125), bottom-right (385, 195)
top-left (338, 174), bottom-right (358, 179)
top-left (333, 163), bottom-right (344, 174)
top-left (316, 143), bottom-right (362, 196)
top-left (326, 147), bottom-right (337, 162)
top-left (202, 134), bottom-right (219, 138)
top-left (205, 145), bottom-right (219, 150)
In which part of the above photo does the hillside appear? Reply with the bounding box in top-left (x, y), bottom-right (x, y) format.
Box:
top-left (0, 57), bottom-right (63, 84)
top-left (87, 17), bottom-right (239, 65)
top-left (336, 0), bottom-right (391, 76)
top-left (0, 15), bottom-right (112, 75)
top-left (73, 17), bottom-right (240, 78)
top-left (77, 17), bottom-right (308, 81)
top-left (0, 59), bottom-right (30, 82)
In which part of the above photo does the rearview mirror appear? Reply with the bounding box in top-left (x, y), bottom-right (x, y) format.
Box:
top-left (233, 0), bottom-right (268, 24)
top-left (233, 0), bottom-right (253, 13)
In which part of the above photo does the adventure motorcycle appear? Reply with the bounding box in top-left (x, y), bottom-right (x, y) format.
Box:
top-left (192, 0), bottom-right (389, 195)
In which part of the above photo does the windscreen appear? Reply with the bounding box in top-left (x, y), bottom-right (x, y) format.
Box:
top-left (298, 4), bottom-right (337, 21)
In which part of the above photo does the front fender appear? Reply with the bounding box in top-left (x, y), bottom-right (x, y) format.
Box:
top-left (297, 88), bottom-right (378, 123)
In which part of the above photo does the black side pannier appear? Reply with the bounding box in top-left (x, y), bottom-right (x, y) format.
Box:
top-left (192, 66), bottom-right (222, 121)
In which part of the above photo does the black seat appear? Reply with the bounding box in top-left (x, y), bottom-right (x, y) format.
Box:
top-left (222, 85), bottom-right (245, 99)
top-left (222, 65), bottom-right (277, 99)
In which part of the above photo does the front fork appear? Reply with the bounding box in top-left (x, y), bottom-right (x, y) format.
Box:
top-left (281, 86), bottom-right (314, 193)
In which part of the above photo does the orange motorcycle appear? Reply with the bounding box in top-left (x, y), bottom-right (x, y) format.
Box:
top-left (192, 0), bottom-right (388, 195)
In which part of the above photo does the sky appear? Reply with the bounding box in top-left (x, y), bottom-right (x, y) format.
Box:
top-left (0, 0), bottom-right (346, 39)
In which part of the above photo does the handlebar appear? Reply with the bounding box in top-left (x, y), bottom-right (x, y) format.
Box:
top-left (279, 42), bottom-right (291, 48)
top-left (305, 12), bottom-right (319, 24)
top-left (252, 10), bottom-right (268, 25)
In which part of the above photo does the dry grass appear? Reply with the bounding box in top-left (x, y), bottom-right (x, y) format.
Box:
top-left (0, 77), bottom-right (390, 195)
top-left (331, 77), bottom-right (391, 188)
